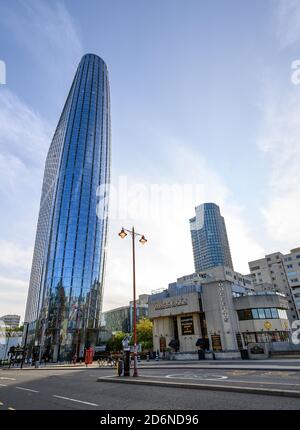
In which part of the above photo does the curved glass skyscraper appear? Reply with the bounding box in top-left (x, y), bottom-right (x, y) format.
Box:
top-left (24, 54), bottom-right (111, 361)
top-left (189, 203), bottom-right (233, 272)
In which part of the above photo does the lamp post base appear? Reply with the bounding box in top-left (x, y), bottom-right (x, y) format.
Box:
top-left (133, 353), bottom-right (138, 377)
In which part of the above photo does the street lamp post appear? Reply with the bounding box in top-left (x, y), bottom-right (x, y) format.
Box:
top-left (118, 227), bottom-right (147, 377)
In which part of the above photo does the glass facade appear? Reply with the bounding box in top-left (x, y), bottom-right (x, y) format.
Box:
top-left (24, 54), bottom-right (111, 361)
top-left (237, 308), bottom-right (288, 321)
top-left (189, 203), bottom-right (233, 272)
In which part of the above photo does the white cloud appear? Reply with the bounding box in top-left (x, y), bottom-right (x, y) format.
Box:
top-left (0, 241), bottom-right (33, 271)
top-left (1, 0), bottom-right (83, 86)
top-left (275, 0), bottom-right (300, 49)
top-left (0, 89), bottom-right (50, 320)
top-left (224, 204), bottom-right (265, 273)
top-left (0, 88), bottom-right (50, 225)
top-left (0, 89), bottom-right (50, 169)
top-left (258, 90), bottom-right (300, 245)
top-left (0, 276), bottom-right (28, 320)
top-left (256, 1), bottom-right (300, 249)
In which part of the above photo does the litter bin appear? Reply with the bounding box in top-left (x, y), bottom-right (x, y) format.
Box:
top-left (240, 349), bottom-right (249, 360)
top-left (198, 349), bottom-right (205, 360)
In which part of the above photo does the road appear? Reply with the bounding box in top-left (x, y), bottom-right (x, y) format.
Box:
top-left (1, 366), bottom-right (300, 410)
top-left (121, 366), bottom-right (300, 390)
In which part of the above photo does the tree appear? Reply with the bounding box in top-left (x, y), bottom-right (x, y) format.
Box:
top-left (136, 318), bottom-right (153, 351)
top-left (106, 331), bottom-right (126, 353)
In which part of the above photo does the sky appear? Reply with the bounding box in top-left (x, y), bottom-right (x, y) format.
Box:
top-left (1, 0), bottom-right (300, 321)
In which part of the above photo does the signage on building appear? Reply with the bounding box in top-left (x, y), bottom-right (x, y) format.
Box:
top-left (154, 297), bottom-right (188, 311)
top-left (181, 316), bottom-right (194, 335)
top-left (249, 344), bottom-right (265, 355)
top-left (211, 334), bottom-right (222, 351)
top-left (264, 321), bottom-right (272, 330)
top-left (218, 283), bottom-right (229, 323)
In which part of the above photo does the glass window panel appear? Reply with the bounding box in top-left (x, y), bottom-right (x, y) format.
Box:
top-left (264, 309), bottom-right (272, 318)
top-left (271, 308), bottom-right (278, 318)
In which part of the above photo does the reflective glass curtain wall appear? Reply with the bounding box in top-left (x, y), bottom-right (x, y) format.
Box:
top-left (189, 203), bottom-right (233, 272)
top-left (24, 54), bottom-right (111, 361)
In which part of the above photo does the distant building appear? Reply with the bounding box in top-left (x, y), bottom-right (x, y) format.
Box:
top-left (0, 315), bottom-right (20, 328)
top-left (190, 203), bottom-right (233, 272)
top-left (249, 249), bottom-right (300, 323)
top-left (103, 294), bottom-right (150, 333)
top-left (104, 306), bottom-right (130, 333)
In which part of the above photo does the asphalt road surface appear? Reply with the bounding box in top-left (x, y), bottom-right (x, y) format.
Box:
top-left (124, 367), bottom-right (300, 390)
top-left (1, 367), bottom-right (300, 410)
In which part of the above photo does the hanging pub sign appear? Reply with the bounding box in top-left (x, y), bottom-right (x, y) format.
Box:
top-left (181, 316), bottom-right (194, 335)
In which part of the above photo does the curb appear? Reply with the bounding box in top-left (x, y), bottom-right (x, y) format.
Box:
top-left (0, 366), bottom-right (114, 371)
top-left (135, 365), bottom-right (300, 372)
top-left (97, 376), bottom-right (300, 399)
top-left (127, 365), bottom-right (300, 372)
top-left (1, 364), bottom-right (300, 371)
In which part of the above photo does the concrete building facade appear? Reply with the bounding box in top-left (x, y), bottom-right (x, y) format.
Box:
top-left (148, 267), bottom-right (291, 360)
top-left (283, 247), bottom-right (300, 314)
top-left (249, 250), bottom-right (300, 323)
top-left (103, 294), bottom-right (149, 334)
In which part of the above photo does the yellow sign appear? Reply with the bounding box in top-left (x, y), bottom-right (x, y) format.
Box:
top-left (264, 321), bottom-right (272, 330)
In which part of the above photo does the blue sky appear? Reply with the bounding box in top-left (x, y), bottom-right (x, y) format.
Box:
top-left (1, 0), bottom-right (300, 320)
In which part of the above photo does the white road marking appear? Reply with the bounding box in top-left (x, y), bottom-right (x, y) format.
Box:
top-left (0, 384), bottom-right (8, 387)
top-left (100, 375), bottom-right (117, 379)
top-left (16, 386), bottom-right (39, 393)
top-left (8, 407), bottom-right (16, 410)
top-left (53, 395), bottom-right (98, 407)
top-left (165, 373), bottom-right (228, 381)
top-left (226, 379), bottom-right (300, 387)
top-left (0, 377), bottom-right (16, 381)
top-left (0, 401), bottom-right (3, 405)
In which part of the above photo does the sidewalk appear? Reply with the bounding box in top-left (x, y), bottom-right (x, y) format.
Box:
top-left (1, 358), bottom-right (300, 371)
